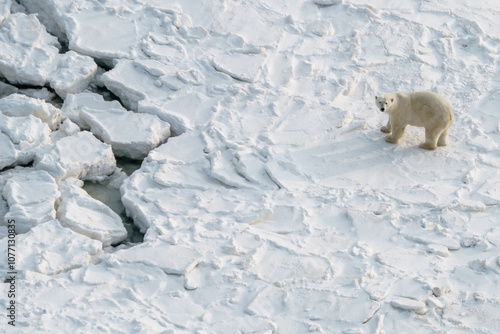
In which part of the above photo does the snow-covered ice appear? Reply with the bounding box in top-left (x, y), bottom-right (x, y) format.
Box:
top-left (0, 219), bottom-right (102, 275)
top-left (49, 51), bottom-right (97, 99)
top-left (57, 179), bottom-right (127, 247)
top-left (34, 131), bottom-right (116, 181)
top-left (2, 169), bottom-right (59, 233)
top-left (0, 93), bottom-right (61, 130)
top-left (0, 112), bottom-right (51, 169)
top-left (80, 107), bottom-right (171, 160)
top-left (1, 0), bottom-right (500, 333)
top-left (0, 12), bottom-right (59, 86)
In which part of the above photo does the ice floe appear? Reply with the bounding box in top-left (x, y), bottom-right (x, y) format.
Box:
top-left (0, 93), bottom-right (61, 130)
top-left (80, 108), bottom-right (171, 160)
top-left (0, 112), bottom-right (51, 169)
top-left (2, 169), bottom-right (59, 233)
top-left (0, 219), bottom-right (101, 276)
top-left (49, 51), bottom-right (97, 99)
top-left (0, 13), bottom-right (59, 86)
top-left (57, 179), bottom-right (127, 247)
top-left (34, 131), bottom-right (116, 181)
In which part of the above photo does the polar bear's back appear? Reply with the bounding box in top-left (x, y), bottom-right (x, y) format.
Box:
top-left (409, 91), bottom-right (453, 113)
top-left (407, 91), bottom-right (454, 124)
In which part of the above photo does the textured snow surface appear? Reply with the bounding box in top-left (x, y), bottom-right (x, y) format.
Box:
top-left (1, 0), bottom-right (500, 333)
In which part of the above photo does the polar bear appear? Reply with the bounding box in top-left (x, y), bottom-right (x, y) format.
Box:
top-left (375, 91), bottom-right (454, 150)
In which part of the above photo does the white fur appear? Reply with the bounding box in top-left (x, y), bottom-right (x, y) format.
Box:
top-left (375, 92), bottom-right (454, 150)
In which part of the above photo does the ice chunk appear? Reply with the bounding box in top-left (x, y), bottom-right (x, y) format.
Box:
top-left (313, 0), bottom-right (343, 6)
top-left (100, 60), bottom-right (172, 110)
top-left (0, 113), bottom-right (51, 167)
top-left (61, 92), bottom-right (126, 125)
top-left (34, 131), bottom-right (116, 181)
top-left (308, 20), bottom-right (335, 37)
top-left (0, 93), bottom-right (61, 130)
top-left (0, 13), bottom-right (59, 86)
top-left (79, 108), bottom-right (171, 159)
top-left (2, 170), bottom-right (60, 233)
top-left (391, 297), bottom-right (427, 314)
top-left (426, 244), bottom-right (450, 257)
top-left (57, 180), bottom-right (127, 247)
top-left (0, 13), bottom-right (96, 94)
top-left (112, 240), bottom-right (203, 275)
top-left (67, 8), bottom-right (138, 60)
top-left (49, 51), bottom-right (97, 99)
top-left (138, 91), bottom-right (214, 136)
top-left (0, 132), bottom-right (16, 170)
top-left (211, 52), bottom-right (267, 83)
top-left (0, 220), bottom-right (101, 275)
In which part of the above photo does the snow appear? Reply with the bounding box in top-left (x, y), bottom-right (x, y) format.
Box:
top-left (1, 0), bottom-right (500, 333)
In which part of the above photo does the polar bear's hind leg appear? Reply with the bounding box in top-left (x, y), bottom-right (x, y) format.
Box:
top-left (437, 126), bottom-right (450, 146)
top-left (419, 129), bottom-right (441, 150)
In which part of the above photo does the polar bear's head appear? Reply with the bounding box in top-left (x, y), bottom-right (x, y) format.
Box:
top-left (375, 95), bottom-right (395, 113)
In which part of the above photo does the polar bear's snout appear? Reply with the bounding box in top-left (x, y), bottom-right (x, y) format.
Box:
top-left (375, 95), bottom-right (390, 112)
top-left (376, 100), bottom-right (385, 112)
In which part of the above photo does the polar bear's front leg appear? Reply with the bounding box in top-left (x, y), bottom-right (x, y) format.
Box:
top-left (381, 119), bottom-right (392, 133)
top-left (385, 125), bottom-right (405, 144)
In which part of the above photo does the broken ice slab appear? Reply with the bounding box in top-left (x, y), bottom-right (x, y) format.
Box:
top-left (67, 8), bottom-right (138, 60)
top-left (100, 60), bottom-right (173, 110)
top-left (34, 131), bottom-right (116, 181)
top-left (0, 13), bottom-right (59, 86)
top-left (313, 0), bottom-right (343, 6)
top-left (61, 92), bottom-right (127, 125)
top-left (112, 240), bottom-right (203, 275)
top-left (57, 179), bottom-right (127, 247)
top-left (211, 52), bottom-right (267, 83)
top-left (0, 113), bottom-right (51, 169)
top-left (2, 169), bottom-right (60, 233)
top-left (0, 132), bottom-right (16, 170)
top-left (138, 91), bottom-right (214, 136)
top-left (0, 220), bottom-right (102, 276)
top-left (79, 108), bottom-right (171, 160)
top-left (0, 11), bottom-right (97, 95)
top-left (391, 297), bottom-right (427, 315)
top-left (49, 51), bottom-right (97, 99)
top-left (0, 93), bottom-right (62, 130)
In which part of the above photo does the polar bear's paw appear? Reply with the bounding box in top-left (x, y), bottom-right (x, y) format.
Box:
top-left (419, 142), bottom-right (437, 150)
top-left (381, 125), bottom-right (391, 133)
top-left (385, 135), bottom-right (398, 144)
